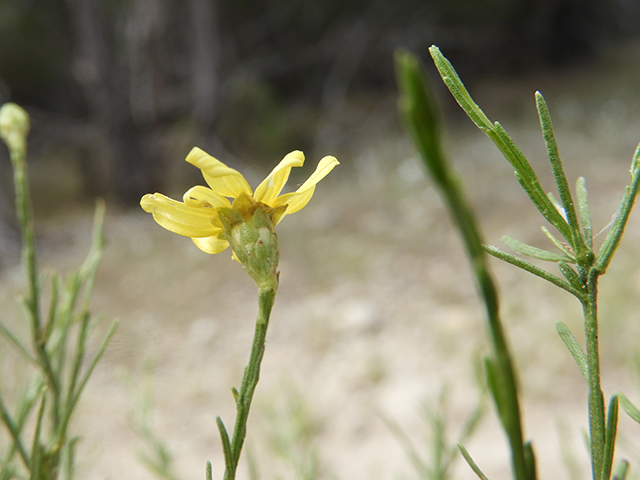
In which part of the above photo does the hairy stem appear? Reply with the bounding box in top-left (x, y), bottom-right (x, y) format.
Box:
top-left (583, 271), bottom-right (606, 479)
top-left (223, 287), bottom-right (276, 480)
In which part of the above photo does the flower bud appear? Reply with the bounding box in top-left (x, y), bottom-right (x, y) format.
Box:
top-left (0, 103), bottom-right (30, 153)
top-left (217, 193), bottom-right (281, 291)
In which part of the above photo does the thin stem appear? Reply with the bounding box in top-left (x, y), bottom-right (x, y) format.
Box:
top-left (224, 286), bottom-right (277, 480)
top-left (583, 271), bottom-right (606, 479)
top-left (395, 49), bottom-right (531, 480)
top-left (10, 147), bottom-right (39, 329)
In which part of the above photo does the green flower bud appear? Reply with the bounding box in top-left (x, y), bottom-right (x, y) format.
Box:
top-left (0, 103), bottom-right (30, 153)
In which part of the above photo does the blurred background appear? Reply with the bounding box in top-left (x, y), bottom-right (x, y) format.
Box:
top-left (2, 1), bottom-right (640, 479)
top-left (1, 0), bottom-right (640, 207)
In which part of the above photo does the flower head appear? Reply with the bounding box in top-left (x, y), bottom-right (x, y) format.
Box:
top-left (141, 147), bottom-right (339, 256)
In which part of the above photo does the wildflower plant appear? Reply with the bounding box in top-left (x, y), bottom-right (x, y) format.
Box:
top-left (395, 47), bottom-right (640, 480)
top-left (141, 147), bottom-right (338, 479)
top-left (0, 103), bottom-right (117, 479)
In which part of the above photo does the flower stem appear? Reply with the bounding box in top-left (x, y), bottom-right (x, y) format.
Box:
top-left (223, 286), bottom-right (276, 480)
top-left (583, 271), bottom-right (606, 480)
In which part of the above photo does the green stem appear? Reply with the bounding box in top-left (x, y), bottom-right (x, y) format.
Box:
top-left (395, 49), bottom-right (531, 480)
top-left (223, 286), bottom-right (276, 480)
top-left (9, 142), bottom-right (40, 333)
top-left (10, 140), bottom-right (64, 436)
top-left (583, 271), bottom-right (606, 479)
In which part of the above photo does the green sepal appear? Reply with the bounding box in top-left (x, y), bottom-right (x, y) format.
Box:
top-left (219, 198), bottom-right (280, 289)
top-left (501, 235), bottom-right (571, 262)
top-left (216, 207), bottom-right (243, 231)
top-left (555, 321), bottom-right (588, 382)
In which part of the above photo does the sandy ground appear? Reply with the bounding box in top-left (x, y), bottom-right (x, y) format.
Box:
top-left (2, 47), bottom-right (640, 480)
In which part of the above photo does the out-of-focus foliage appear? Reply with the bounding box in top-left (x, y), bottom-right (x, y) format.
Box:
top-left (0, 0), bottom-right (638, 205)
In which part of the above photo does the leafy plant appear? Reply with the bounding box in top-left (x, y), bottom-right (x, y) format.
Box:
top-left (395, 46), bottom-right (640, 480)
top-left (0, 103), bottom-right (117, 479)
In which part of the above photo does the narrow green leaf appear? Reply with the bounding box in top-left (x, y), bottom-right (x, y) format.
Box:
top-left (380, 412), bottom-right (430, 478)
top-left (600, 394), bottom-right (619, 480)
top-left (0, 390), bottom-right (30, 468)
top-left (216, 416), bottom-right (234, 475)
top-left (0, 323), bottom-right (38, 366)
top-left (617, 393), bottom-right (640, 424)
top-left (43, 273), bottom-right (59, 344)
top-left (231, 387), bottom-right (239, 403)
top-left (457, 444), bottom-right (491, 480)
top-left (428, 46), bottom-right (494, 132)
top-left (595, 142), bottom-right (640, 273)
top-left (536, 93), bottom-right (584, 251)
top-left (558, 262), bottom-right (583, 291)
top-left (612, 460), bottom-right (629, 480)
top-left (483, 245), bottom-right (585, 299)
top-left (576, 177), bottom-right (592, 248)
top-left (29, 395), bottom-right (47, 480)
top-left (492, 122), bottom-right (539, 184)
top-left (541, 227), bottom-right (575, 260)
top-left (555, 322), bottom-right (588, 381)
top-left (502, 235), bottom-right (571, 262)
top-left (206, 460), bottom-right (213, 480)
top-left (430, 40), bottom-right (571, 248)
top-left (513, 172), bottom-right (572, 242)
top-left (546, 191), bottom-right (565, 215)
top-left (71, 321), bottom-right (118, 409)
top-left (524, 441), bottom-right (537, 480)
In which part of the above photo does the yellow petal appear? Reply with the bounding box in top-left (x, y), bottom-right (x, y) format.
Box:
top-left (141, 193), bottom-right (220, 237)
top-left (253, 150), bottom-right (305, 205)
top-left (271, 156), bottom-right (339, 216)
top-left (192, 236), bottom-right (230, 254)
top-left (183, 185), bottom-right (231, 208)
top-left (185, 147), bottom-right (252, 198)
top-left (295, 156), bottom-right (339, 193)
top-left (271, 188), bottom-right (315, 221)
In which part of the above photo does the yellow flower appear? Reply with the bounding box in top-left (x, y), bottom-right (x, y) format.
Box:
top-left (141, 147), bottom-right (339, 255)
